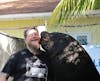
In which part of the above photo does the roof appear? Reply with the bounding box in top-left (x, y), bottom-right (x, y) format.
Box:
top-left (0, 0), bottom-right (59, 15)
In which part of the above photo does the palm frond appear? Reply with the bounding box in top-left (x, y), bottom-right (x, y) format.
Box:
top-left (47, 0), bottom-right (95, 27)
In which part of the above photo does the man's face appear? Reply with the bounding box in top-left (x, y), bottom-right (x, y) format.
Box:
top-left (25, 29), bottom-right (40, 50)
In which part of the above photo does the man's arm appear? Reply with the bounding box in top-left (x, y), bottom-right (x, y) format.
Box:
top-left (0, 73), bottom-right (9, 81)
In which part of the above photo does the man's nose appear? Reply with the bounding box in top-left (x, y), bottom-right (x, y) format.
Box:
top-left (32, 34), bottom-right (40, 39)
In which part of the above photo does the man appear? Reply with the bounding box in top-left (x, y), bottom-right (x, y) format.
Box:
top-left (0, 27), bottom-right (49, 81)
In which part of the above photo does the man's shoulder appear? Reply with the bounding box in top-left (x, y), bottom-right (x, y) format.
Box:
top-left (12, 48), bottom-right (28, 58)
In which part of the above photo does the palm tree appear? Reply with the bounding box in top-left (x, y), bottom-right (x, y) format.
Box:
top-left (47, 0), bottom-right (96, 28)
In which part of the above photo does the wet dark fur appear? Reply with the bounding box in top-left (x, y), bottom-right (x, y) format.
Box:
top-left (40, 31), bottom-right (100, 81)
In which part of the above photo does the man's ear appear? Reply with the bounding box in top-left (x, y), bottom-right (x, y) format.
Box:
top-left (24, 39), bottom-right (27, 44)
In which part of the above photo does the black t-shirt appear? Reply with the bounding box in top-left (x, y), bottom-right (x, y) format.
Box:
top-left (1, 48), bottom-right (49, 81)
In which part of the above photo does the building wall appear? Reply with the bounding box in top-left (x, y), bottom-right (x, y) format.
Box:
top-left (63, 26), bottom-right (100, 45)
top-left (0, 15), bottom-right (100, 45)
top-left (48, 16), bottom-right (100, 45)
top-left (0, 18), bottom-right (47, 38)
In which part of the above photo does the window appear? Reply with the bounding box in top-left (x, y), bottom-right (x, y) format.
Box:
top-left (77, 35), bottom-right (88, 45)
top-left (70, 32), bottom-right (91, 45)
